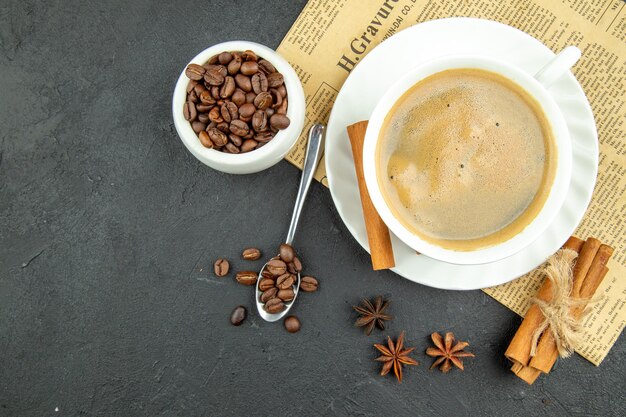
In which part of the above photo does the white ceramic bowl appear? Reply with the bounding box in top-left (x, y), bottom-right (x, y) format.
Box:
top-left (363, 54), bottom-right (573, 265)
top-left (172, 41), bottom-right (305, 174)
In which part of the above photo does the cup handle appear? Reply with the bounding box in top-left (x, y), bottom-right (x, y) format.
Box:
top-left (534, 46), bottom-right (581, 88)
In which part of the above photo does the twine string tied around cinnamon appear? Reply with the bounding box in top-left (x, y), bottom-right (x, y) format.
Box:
top-left (529, 248), bottom-right (602, 358)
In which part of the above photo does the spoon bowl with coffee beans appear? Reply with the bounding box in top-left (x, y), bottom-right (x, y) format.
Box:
top-left (255, 124), bottom-right (324, 322)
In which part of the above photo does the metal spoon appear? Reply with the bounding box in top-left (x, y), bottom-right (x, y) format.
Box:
top-left (255, 124), bottom-right (325, 322)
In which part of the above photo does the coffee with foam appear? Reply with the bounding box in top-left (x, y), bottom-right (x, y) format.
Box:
top-left (377, 68), bottom-right (556, 251)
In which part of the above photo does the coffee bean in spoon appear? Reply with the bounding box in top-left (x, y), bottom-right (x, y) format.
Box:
top-left (264, 297), bottom-right (285, 314)
top-left (279, 243), bottom-right (295, 263)
top-left (266, 258), bottom-right (287, 276)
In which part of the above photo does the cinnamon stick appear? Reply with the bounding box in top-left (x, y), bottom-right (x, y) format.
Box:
top-left (529, 244), bottom-right (613, 373)
top-left (504, 236), bottom-right (584, 368)
top-left (346, 121), bottom-right (395, 270)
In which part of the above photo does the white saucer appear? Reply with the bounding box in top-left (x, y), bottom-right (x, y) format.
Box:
top-left (325, 17), bottom-right (598, 290)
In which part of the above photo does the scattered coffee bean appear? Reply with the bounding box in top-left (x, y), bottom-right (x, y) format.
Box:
top-left (214, 258), bottom-right (230, 276)
top-left (300, 275), bottom-right (318, 292)
top-left (183, 50), bottom-right (290, 153)
top-left (236, 271), bottom-right (258, 286)
top-left (284, 315), bottom-right (301, 333)
top-left (279, 243), bottom-right (295, 263)
top-left (242, 247), bottom-right (261, 261)
top-left (230, 305), bottom-right (247, 326)
top-left (264, 297), bottom-right (285, 314)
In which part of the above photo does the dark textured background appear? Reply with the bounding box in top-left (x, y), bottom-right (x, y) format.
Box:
top-left (1, 1), bottom-right (624, 416)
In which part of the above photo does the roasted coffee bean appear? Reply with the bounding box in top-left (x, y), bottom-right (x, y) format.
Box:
top-left (254, 92), bottom-right (273, 110)
top-left (209, 85), bottom-right (220, 100)
top-left (221, 101), bottom-right (238, 123)
top-left (255, 131), bottom-right (274, 143)
top-left (197, 104), bottom-right (213, 113)
top-left (277, 273), bottom-right (295, 290)
top-left (260, 287), bottom-right (278, 303)
top-left (191, 121), bottom-right (206, 134)
top-left (238, 103), bottom-right (256, 118)
top-left (235, 74), bottom-right (252, 92)
top-left (225, 143), bottom-right (239, 154)
top-left (228, 57), bottom-right (242, 75)
top-left (220, 76), bottom-right (236, 98)
top-left (292, 256), bottom-right (303, 272)
top-left (276, 97), bottom-right (288, 115)
top-left (236, 271), bottom-right (258, 286)
top-left (217, 122), bottom-right (230, 133)
top-left (284, 315), bottom-right (301, 333)
top-left (264, 298), bottom-right (284, 314)
top-left (214, 258), bottom-right (230, 276)
top-left (208, 127), bottom-right (228, 147)
top-left (240, 139), bottom-right (258, 153)
top-left (240, 61), bottom-right (258, 76)
top-left (183, 101), bottom-right (197, 121)
top-left (277, 288), bottom-right (295, 302)
top-left (207, 54), bottom-right (219, 65)
top-left (241, 50), bottom-right (258, 61)
top-left (198, 131), bottom-right (213, 148)
top-left (193, 83), bottom-right (206, 96)
top-left (261, 269), bottom-right (274, 280)
top-left (199, 90), bottom-right (216, 105)
top-left (229, 134), bottom-right (242, 147)
top-left (259, 278), bottom-right (275, 292)
top-left (198, 112), bottom-right (210, 124)
top-left (252, 110), bottom-right (268, 132)
top-left (252, 72), bottom-right (268, 94)
top-left (208, 107), bottom-right (223, 123)
top-left (270, 89), bottom-right (283, 107)
top-left (188, 89), bottom-right (199, 103)
top-left (279, 243), bottom-right (295, 263)
top-left (218, 52), bottom-right (233, 65)
top-left (277, 85), bottom-right (287, 98)
top-left (187, 81), bottom-right (197, 94)
top-left (266, 108), bottom-right (275, 118)
top-left (231, 89), bottom-right (246, 106)
top-left (300, 276), bottom-right (318, 292)
top-left (204, 66), bottom-right (225, 86)
top-left (267, 72), bottom-right (284, 88)
top-left (185, 63), bottom-right (206, 80)
top-left (270, 114), bottom-right (291, 130)
top-left (245, 91), bottom-right (256, 103)
top-left (266, 259), bottom-right (287, 276)
top-left (258, 59), bottom-right (276, 74)
top-left (230, 305), bottom-right (247, 326)
top-left (242, 247), bottom-right (261, 260)
top-left (229, 119), bottom-right (249, 137)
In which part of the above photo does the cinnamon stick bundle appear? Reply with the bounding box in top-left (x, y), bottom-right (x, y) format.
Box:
top-left (505, 236), bottom-right (614, 384)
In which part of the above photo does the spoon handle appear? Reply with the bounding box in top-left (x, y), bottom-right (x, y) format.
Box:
top-left (285, 124), bottom-right (325, 245)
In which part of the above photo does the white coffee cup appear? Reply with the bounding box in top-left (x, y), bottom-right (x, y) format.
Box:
top-left (362, 47), bottom-right (580, 265)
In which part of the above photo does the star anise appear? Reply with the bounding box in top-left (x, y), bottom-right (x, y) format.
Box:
top-left (353, 296), bottom-right (392, 335)
top-left (426, 332), bottom-right (475, 373)
top-left (374, 331), bottom-right (419, 383)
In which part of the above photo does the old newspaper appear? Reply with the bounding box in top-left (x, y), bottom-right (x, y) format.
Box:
top-left (277, 0), bottom-right (625, 365)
